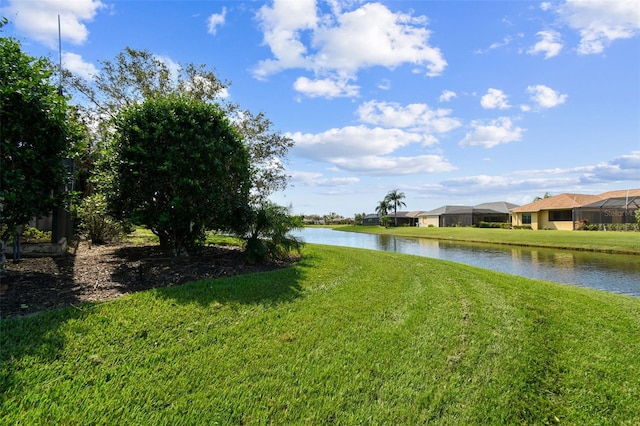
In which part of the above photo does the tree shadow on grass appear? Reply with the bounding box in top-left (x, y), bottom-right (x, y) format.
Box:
top-left (151, 262), bottom-right (309, 309)
top-left (0, 244), bottom-right (309, 413)
top-left (106, 245), bottom-right (301, 301)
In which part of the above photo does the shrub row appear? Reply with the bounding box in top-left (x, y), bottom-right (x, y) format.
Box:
top-left (578, 223), bottom-right (639, 232)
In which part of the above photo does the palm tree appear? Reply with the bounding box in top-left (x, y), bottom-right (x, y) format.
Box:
top-left (375, 199), bottom-right (391, 217)
top-left (534, 192), bottom-right (552, 202)
top-left (385, 189), bottom-right (407, 227)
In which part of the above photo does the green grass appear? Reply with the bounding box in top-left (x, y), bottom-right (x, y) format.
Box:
top-left (2, 244), bottom-right (639, 424)
top-left (125, 226), bottom-right (244, 247)
top-left (337, 225), bottom-right (640, 254)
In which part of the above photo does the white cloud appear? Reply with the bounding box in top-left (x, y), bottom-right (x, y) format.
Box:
top-left (289, 125), bottom-right (431, 159)
top-left (287, 124), bottom-right (455, 176)
top-left (289, 171), bottom-right (360, 187)
top-left (254, 1), bottom-right (446, 97)
top-left (293, 76), bottom-right (359, 98)
top-left (62, 52), bottom-right (97, 80)
top-left (207, 7), bottom-right (226, 35)
top-left (414, 151), bottom-right (640, 203)
top-left (331, 155), bottom-right (456, 175)
top-left (474, 35), bottom-right (521, 54)
top-left (480, 88), bottom-right (511, 110)
top-left (579, 151), bottom-right (640, 183)
top-left (356, 100), bottom-right (461, 134)
top-left (459, 117), bottom-right (524, 148)
top-left (528, 30), bottom-right (563, 58)
top-left (253, 0), bottom-right (321, 79)
top-left (377, 79), bottom-right (391, 90)
top-left (526, 84), bottom-right (568, 108)
top-left (3, 0), bottom-right (105, 48)
top-left (558, 0), bottom-right (640, 54)
top-left (439, 90), bottom-right (457, 102)
top-left (540, 2), bottom-right (553, 12)
top-left (312, 3), bottom-right (446, 76)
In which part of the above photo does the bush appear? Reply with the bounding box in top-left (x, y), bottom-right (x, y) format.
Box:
top-left (109, 95), bottom-right (251, 255)
top-left (578, 223), bottom-right (639, 232)
top-left (240, 202), bottom-right (304, 264)
top-left (476, 221), bottom-right (510, 229)
top-left (21, 226), bottom-right (52, 243)
top-left (75, 193), bottom-right (125, 244)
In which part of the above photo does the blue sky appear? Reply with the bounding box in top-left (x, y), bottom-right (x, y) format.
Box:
top-left (3, 0), bottom-right (639, 217)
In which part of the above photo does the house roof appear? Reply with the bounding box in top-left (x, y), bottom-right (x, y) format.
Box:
top-left (598, 189), bottom-right (640, 199)
top-left (511, 189), bottom-right (640, 213)
top-left (420, 205), bottom-right (473, 216)
top-left (474, 201), bottom-right (519, 214)
top-left (419, 201), bottom-right (517, 216)
top-left (579, 196), bottom-right (640, 209)
top-left (387, 211), bottom-right (425, 218)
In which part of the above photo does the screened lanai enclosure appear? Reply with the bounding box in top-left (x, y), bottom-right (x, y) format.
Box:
top-left (574, 196), bottom-right (639, 227)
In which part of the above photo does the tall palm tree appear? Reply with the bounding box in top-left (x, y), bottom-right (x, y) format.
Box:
top-left (385, 189), bottom-right (407, 227)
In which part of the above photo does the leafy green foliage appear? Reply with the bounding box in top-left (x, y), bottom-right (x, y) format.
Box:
top-left (65, 47), bottom-right (293, 203)
top-left (74, 193), bottom-right (125, 244)
top-left (109, 95), bottom-right (251, 255)
top-left (0, 33), bottom-right (81, 239)
top-left (239, 201), bottom-right (304, 264)
top-left (19, 226), bottom-right (51, 243)
top-left (385, 189), bottom-right (407, 226)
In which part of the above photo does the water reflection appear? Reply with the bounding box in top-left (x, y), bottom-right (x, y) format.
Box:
top-left (296, 228), bottom-right (640, 297)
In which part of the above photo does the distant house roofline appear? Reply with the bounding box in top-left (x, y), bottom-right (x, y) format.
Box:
top-left (510, 189), bottom-right (640, 213)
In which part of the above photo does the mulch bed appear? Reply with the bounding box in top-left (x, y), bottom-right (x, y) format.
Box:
top-left (0, 242), bottom-right (284, 319)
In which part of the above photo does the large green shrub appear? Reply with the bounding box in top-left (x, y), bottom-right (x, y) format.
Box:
top-left (0, 28), bottom-right (82, 240)
top-left (108, 95), bottom-right (251, 255)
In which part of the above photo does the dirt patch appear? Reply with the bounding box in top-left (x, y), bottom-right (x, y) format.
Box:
top-left (1, 242), bottom-right (286, 319)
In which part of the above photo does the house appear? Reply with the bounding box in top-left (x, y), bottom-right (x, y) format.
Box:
top-left (361, 213), bottom-right (381, 226)
top-left (510, 189), bottom-right (640, 230)
top-left (418, 206), bottom-right (472, 227)
top-left (386, 211), bottom-right (424, 226)
top-left (417, 202), bottom-right (517, 227)
top-left (472, 201), bottom-right (518, 224)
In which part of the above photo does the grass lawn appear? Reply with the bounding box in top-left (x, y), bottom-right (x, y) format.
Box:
top-left (2, 244), bottom-right (639, 424)
top-left (336, 225), bottom-right (640, 255)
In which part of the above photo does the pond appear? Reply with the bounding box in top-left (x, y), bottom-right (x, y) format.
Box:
top-left (294, 227), bottom-right (640, 298)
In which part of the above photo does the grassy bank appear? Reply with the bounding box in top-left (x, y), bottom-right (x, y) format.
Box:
top-left (2, 245), bottom-right (639, 424)
top-left (336, 225), bottom-right (640, 254)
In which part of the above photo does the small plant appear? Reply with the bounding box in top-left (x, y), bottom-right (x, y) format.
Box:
top-left (240, 201), bottom-right (304, 264)
top-left (21, 226), bottom-right (52, 243)
top-left (74, 193), bottom-right (125, 244)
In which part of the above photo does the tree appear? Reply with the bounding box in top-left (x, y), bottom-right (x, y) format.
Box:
top-left (238, 201), bottom-right (304, 264)
top-left (354, 212), bottom-right (367, 225)
top-left (534, 192), bottom-right (552, 202)
top-left (375, 199), bottom-right (391, 217)
top-left (385, 189), bottom-right (407, 227)
top-left (108, 95), bottom-right (251, 255)
top-left (65, 47), bottom-right (293, 203)
top-left (0, 26), bottom-right (81, 242)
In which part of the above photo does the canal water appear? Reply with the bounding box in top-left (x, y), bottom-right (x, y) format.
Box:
top-left (294, 228), bottom-right (640, 297)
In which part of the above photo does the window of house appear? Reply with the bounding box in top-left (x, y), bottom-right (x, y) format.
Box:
top-left (549, 210), bottom-right (572, 221)
top-left (522, 214), bottom-right (531, 224)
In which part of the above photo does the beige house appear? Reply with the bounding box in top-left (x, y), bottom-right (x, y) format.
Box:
top-left (511, 189), bottom-right (640, 230)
